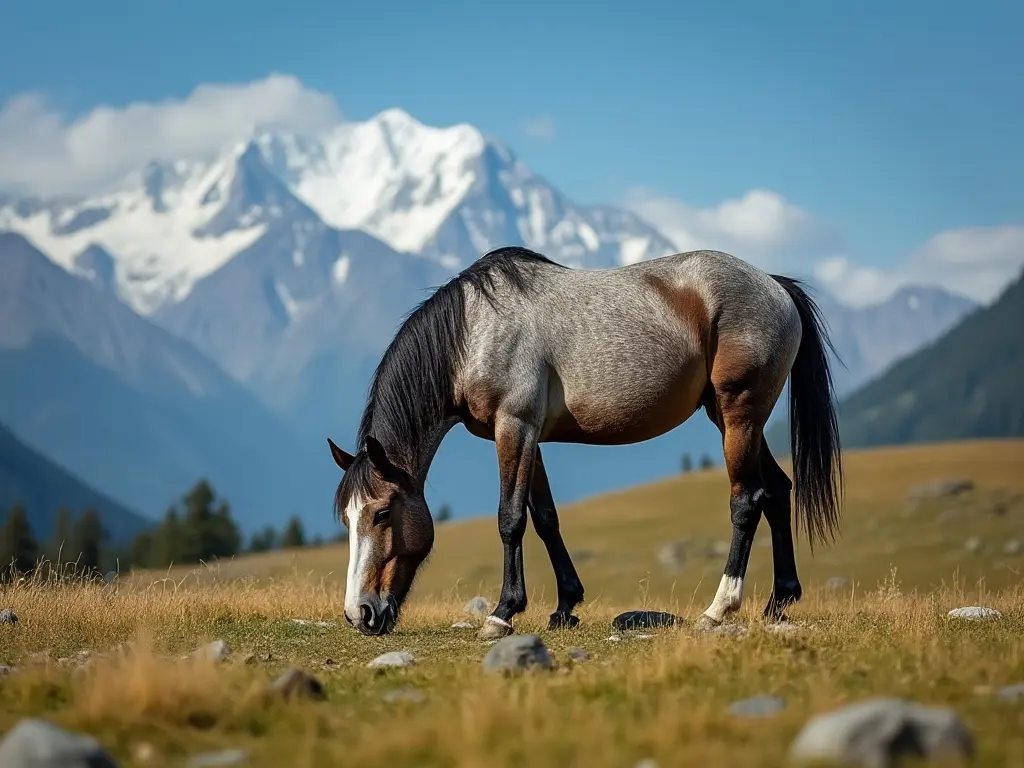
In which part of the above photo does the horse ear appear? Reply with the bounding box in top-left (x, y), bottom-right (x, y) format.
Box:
top-left (327, 438), bottom-right (354, 472)
top-left (364, 435), bottom-right (397, 478)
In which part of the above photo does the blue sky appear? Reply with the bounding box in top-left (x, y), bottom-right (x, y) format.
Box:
top-left (2, 0), bottom-right (1022, 303)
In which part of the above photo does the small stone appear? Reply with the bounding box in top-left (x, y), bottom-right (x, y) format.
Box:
top-left (634, 761), bottom-right (659, 768)
top-left (570, 548), bottom-right (596, 563)
top-left (367, 651), bottom-right (415, 669)
top-left (788, 697), bottom-right (973, 765)
top-left (103, 570), bottom-right (117, 583)
top-left (824, 576), bottom-right (851, 593)
top-left (0, 718), bottom-right (119, 767)
top-left (187, 748), bottom-right (249, 767)
top-left (1003, 539), bottom-right (1022, 556)
top-left (907, 478), bottom-right (975, 500)
top-left (765, 622), bottom-right (801, 636)
top-left (267, 667), bottom-right (326, 701)
top-left (729, 695), bottom-right (786, 717)
top-left (482, 634), bottom-right (554, 674)
top-left (997, 683), bottom-right (1024, 702)
top-left (133, 742), bottom-right (157, 763)
top-left (947, 606), bottom-right (1002, 621)
top-left (194, 639), bottom-right (231, 662)
top-left (964, 536), bottom-right (984, 554)
top-left (611, 610), bottom-right (680, 631)
top-left (709, 539), bottom-right (730, 558)
top-left (451, 621), bottom-right (474, 629)
top-left (657, 541), bottom-right (685, 571)
top-left (633, 633), bottom-right (653, 640)
top-left (567, 648), bottom-right (590, 662)
top-left (0, 608), bottom-right (18, 624)
top-left (711, 623), bottom-right (749, 638)
top-left (0, 664), bottom-right (12, 675)
top-left (464, 596), bottom-right (490, 617)
top-left (289, 618), bottom-right (337, 628)
top-left (382, 686), bottom-right (426, 704)
top-left (607, 635), bottom-right (622, 642)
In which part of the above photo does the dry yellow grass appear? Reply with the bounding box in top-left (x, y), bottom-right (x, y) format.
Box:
top-left (1, 438), bottom-right (1023, 766)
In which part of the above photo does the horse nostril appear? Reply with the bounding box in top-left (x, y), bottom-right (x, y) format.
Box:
top-left (359, 602), bottom-right (375, 628)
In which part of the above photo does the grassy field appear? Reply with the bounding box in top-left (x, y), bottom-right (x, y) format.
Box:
top-left (2, 439), bottom-right (1024, 766)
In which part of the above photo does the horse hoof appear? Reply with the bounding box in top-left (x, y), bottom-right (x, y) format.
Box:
top-left (695, 614), bottom-right (723, 632)
top-left (476, 616), bottom-right (514, 640)
top-left (548, 613), bottom-right (580, 630)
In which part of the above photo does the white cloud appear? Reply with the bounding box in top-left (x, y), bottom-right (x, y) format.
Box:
top-left (816, 225), bottom-right (1024, 307)
top-left (0, 74), bottom-right (341, 195)
top-left (521, 116), bottom-right (557, 142)
top-left (624, 187), bottom-right (836, 273)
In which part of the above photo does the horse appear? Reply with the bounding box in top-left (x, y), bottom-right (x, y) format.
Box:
top-left (327, 246), bottom-right (843, 639)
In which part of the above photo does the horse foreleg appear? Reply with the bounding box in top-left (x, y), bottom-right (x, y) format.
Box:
top-left (529, 447), bottom-right (584, 630)
top-left (477, 415), bottom-right (538, 641)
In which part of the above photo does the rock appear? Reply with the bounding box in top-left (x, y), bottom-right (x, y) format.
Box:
top-left (1003, 539), bottom-right (1022, 556)
top-left (964, 536), bottom-right (984, 554)
top-left (570, 548), bottom-right (596, 563)
top-left (450, 621), bottom-right (474, 629)
top-left (611, 611), bottom-right (680, 631)
top-left (103, 570), bottom-right (117, 583)
top-left (765, 622), bottom-right (801, 637)
top-left (464, 596), bottom-right (490, 617)
top-left (194, 639), bottom-right (231, 662)
top-left (657, 541), bottom-right (685, 571)
top-left (634, 761), bottom-right (659, 768)
top-left (367, 651), bottom-right (415, 669)
top-left (0, 718), bottom-right (120, 767)
top-left (607, 635), bottom-right (622, 642)
top-left (0, 608), bottom-right (17, 624)
top-left (289, 618), bottom-right (337, 628)
top-left (186, 749), bottom-right (249, 767)
top-left (708, 539), bottom-right (730, 558)
top-left (267, 667), bottom-right (326, 701)
top-left (0, 664), bottom-right (12, 675)
top-left (947, 606), bottom-right (1002, 621)
top-left (997, 683), bottom-right (1024, 702)
top-left (382, 686), bottom-right (426, 704)
top-left (567, 647), bottom-right (590, 662)
top-left (482, 634), bottom-right (554, 674)
top-left (908, 478), bottom-right (975, 500)
top-left (728, 695), bottom-right (786, 717)
top-left (788, 697), bottom-right (973, 766)
top-left (710, 623), bottom-right (749, 638)
top-left (824, 576), bottom-right (851, 593)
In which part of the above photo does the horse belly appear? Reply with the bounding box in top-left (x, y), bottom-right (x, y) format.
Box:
top-left (543, 356), bottom-right (708, 446)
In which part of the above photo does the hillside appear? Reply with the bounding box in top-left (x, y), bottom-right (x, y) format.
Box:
top-left (837, 266), bottom-right (1024, 447)
top-left (0, 421), bottom-right (151, 545)
top-left (150, 439), bottom-right (1024, 604)
top-left (0, 232), bottom-right (327, 533)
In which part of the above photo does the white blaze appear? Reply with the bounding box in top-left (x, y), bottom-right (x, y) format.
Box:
top-left (344, 493), bottom-right (370, 617)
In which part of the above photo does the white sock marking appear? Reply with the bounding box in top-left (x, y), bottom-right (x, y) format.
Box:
top-left (704, 575), bottom-right (744, 623)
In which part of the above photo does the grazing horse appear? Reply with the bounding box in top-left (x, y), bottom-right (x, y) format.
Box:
top-left (327, 247), bottom-right (843, 639)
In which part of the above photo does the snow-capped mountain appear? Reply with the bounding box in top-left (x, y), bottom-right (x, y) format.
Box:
top-left (0, 108), bottom-right (676, 321)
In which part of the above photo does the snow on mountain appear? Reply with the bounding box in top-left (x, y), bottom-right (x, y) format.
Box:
top-left (0, 107), bottom-right (676, 320)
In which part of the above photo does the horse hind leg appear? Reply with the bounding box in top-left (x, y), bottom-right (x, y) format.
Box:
top-left (528, 447), bottom-right (585, 630)
top-left (759, 436), bottom-right (802, 621)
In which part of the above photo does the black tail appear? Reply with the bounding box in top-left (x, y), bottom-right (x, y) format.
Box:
top-left (770, 274), bottom-right (844, 549)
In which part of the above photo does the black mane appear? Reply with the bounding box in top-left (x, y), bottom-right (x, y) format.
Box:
top-left (334, 247), bottom-right (562, 515)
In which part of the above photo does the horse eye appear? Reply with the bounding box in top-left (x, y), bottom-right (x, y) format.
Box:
top-left (373, 508), bottom-right (391, 527)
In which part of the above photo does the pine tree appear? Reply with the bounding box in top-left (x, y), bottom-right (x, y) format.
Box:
top-left (248, 526), bottom-right (278, 553)
top-left (680, 453), bottom-right (693, 473)
top-left (71, 508), bottom-right (105, 577)
top-left (699, 453), bottom-right (715, 471)
top-left (281, 515), bottom-right (306, 548)
top-left (0, 504), bottom-right (38, 581)
top-left (178, 480), bottom-right (240, 563)
top-left (49, 507), bottom-right (73, 564)
top-left (130, 530), bottom-right (154, 569)
top-left (434, 504), bottom-right (453, 523)
top-left (151, 508), bottom-right (184, 567)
